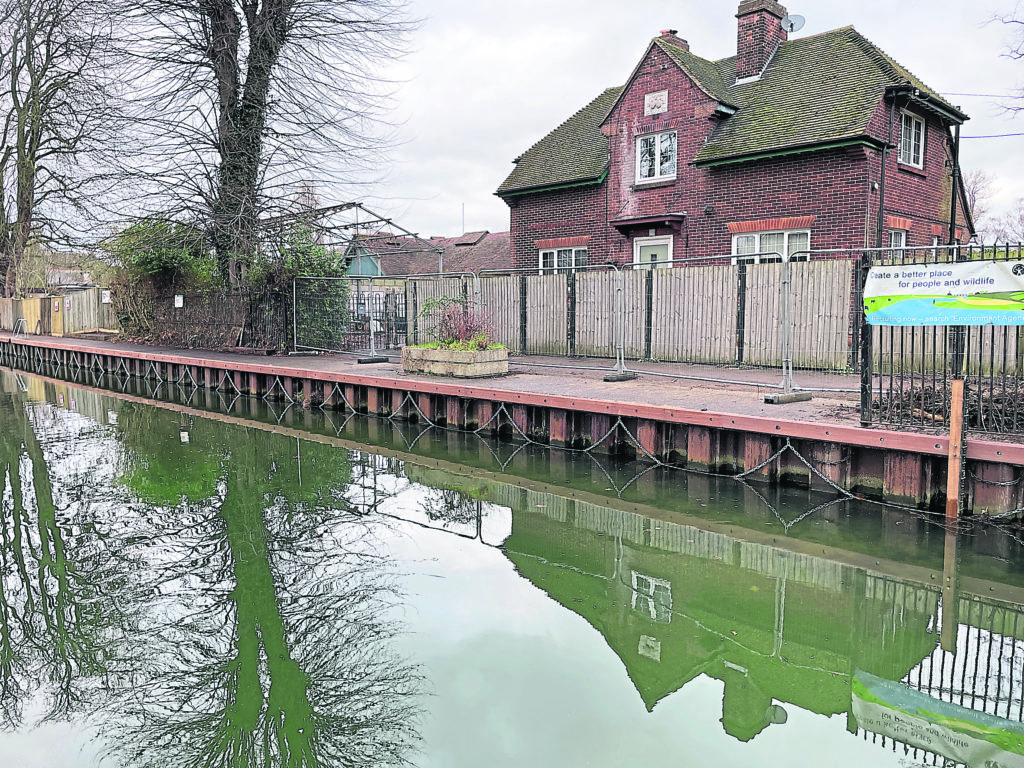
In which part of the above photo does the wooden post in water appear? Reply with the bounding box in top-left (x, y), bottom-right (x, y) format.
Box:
top-left (945, 378), bottom-right (965, 520)
top-left (941, 526), bottom-right (960, 653)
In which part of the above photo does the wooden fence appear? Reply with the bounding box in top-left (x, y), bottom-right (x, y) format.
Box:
top-left (0, 288), bottom-right (120, 336)
top-left (466, 260), bottom-right (857, 370)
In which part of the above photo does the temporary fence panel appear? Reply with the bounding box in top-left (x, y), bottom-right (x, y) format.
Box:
top-left (405, 277), bottom-right (467, 345)
top-left (649, 266), bottom-right (736, 364)
top-left (619, 270), bottom-right (646, 359)
top-left (790, 259), bottom-right (855, 370)
top-left (295, 277), bottom-right (353, 352)
top-left (741, 263), bottom-right (785, 367)
top-left (524, 274), bottom-right (568, 356)
top-left (478, 275), bottom-right (521, 354)
top-left (574, 271), bottom-right (620, 357)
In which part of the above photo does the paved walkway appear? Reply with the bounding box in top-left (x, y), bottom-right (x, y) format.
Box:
top-left (0, 332), bottom-right (861, 427)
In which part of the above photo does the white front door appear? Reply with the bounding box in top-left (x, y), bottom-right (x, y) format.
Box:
top-left (633, 235), bottom-right (673, 269)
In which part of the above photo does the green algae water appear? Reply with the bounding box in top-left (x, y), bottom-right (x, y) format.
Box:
top-left (4, 369), bottom-right (1024, 767)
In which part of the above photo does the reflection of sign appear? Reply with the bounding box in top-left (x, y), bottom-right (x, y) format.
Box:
top-left (173, 294), bottom-right (184, 308)
top-left (853, 670), bottom-right (1024, 767)
top-left (865, 260), bottom-right (1024, 325)
top-left (101, 290), bottom-right (111, 304)
top-left (64, 297), bottom-right (71, 311)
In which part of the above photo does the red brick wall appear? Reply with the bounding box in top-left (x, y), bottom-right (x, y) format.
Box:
top-left (503, 43), bottom-right (968, 269)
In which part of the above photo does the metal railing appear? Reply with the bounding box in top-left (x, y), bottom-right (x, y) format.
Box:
top-left (866, 244), bottom-right (1024, 434)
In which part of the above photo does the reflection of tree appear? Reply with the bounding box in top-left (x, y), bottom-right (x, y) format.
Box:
top-left (102, 404), bottom-right (421, 767)
top-left (421, 487), bottom-right (481, 527)
top-left (0, 391), bottom-right (119, 729)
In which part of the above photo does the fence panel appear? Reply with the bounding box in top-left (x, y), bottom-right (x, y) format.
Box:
top-left (791, 259), bottom-right (855, 370)
top-left (649, 265), bottom-right (736, 364)
top-left (61, 288), bottom-right (103, 334)
top-left (621, 270), bottom-right (646, 359)
top-left (574, 271), bottom-right (618, 357)
top-left (478, 275), bottom-right (521, 354)
top-left (0, 298), bottom-right (13, 331)
top-left (405, 277), bottom-right (466, 345)
top-left (524, 274), bottom-right (567, 356)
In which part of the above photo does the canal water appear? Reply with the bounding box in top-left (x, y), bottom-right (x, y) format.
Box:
top-left (3, 369), bottom-right (1024, 767)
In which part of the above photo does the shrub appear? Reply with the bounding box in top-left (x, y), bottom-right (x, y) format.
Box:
top-left (418, 297), bottom-right (497, 350)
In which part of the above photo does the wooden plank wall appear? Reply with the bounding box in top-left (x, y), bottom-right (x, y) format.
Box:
top-left (524, 275), bottom-right (567, 355)
top-left (0, 299), bottom-right (12, 331)
top-left (575, 271), bottom-right (619, 356)
top-left (649, 266), bottom-right (737, 363)
top-left (478, 276), bottom-right (522, 354)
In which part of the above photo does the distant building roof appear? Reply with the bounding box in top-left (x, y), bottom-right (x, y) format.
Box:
top-left (348, 231), bottom-right (510, 276)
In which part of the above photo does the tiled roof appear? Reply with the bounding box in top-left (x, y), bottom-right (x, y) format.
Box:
top-left (656, 39), bottom-right (734, 106)
top-left (496, 26), bottom-right (965, 191)
top-left (694, 26), bottom-right (962, 164)
top-left (495, 87), bottom-right (623, 196)
top-left (353, 232), bottom-right (510, 275)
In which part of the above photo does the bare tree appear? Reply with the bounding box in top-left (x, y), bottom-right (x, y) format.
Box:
top-left (0, 0), bottom-right (120, 297)
top-left (121, 0), bottom-right (415, 285)
top-left (962, 169), bottom-right (994, 240)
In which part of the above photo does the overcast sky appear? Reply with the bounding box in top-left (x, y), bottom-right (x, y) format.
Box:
top-left (363, 0), bottom-right (1024, 239)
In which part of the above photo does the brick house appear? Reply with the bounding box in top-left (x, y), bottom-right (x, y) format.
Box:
top-left (496, 0), bottom-right (974, 272)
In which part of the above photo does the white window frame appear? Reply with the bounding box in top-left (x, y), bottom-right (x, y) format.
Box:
top-left (633, 235), bottom-right (673, 269)
top-left (730, 229), bottom-right (810, 264)
top-left (631, 570), bottom-right (672, 623)
top-left (635, 130), bottom-right (677, 184)
top-left (889, 229), bottom-right (907, 250)
top-left (899, 111), bottom-right (925, 169)
top-left (538, 247), bottom-right (589, 275)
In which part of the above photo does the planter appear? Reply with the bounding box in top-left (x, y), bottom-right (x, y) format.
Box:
top-left (402, 346), bottom-right (508, 378)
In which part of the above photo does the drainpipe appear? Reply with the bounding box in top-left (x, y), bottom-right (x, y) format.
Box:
top-left (876, 98), bottom-right (897, 247)
top-left (947, 122), bottom-right (961, 246)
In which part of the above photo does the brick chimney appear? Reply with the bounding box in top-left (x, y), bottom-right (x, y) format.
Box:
top-left (736, 0), bottom-right (788, 80)
top-left (659, 28), bottom-right (689, 51)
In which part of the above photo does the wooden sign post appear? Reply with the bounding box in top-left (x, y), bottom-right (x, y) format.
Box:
top-left (945, 378), bottom-right (965, 520)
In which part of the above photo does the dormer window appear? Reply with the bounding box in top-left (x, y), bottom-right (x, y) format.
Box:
top-left (636, 130), bottom-right (677, 183)
top-left (899, 112), bottom-right (924, 168)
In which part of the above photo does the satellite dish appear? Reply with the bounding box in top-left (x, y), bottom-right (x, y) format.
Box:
top-left (781, 14), bottom-right (805, 33)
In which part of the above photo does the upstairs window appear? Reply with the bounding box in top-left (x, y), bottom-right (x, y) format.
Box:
top-left (899, 112), bottom-right (924, 168)
top-left (539, 247), bottom-right (588, 275)
top-left (636, 130), bottom-right (677, 182)
top-left (731, 229), bottom-right (810, 264)
top-left (889, 229), bottom-right (906, 250)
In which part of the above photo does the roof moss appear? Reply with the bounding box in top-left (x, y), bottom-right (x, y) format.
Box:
top-left (496, 87), bottom-right (624, 196)
top-left (496, 26), bottom-right (967, 193)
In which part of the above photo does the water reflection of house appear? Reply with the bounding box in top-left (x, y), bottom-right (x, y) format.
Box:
top-left (497, 493), bottom-right (1024, 756)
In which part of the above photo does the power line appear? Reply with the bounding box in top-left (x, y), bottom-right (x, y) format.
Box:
top-left (941, 92), bottom-right (1017, 98)
top-left (961, 133), bottom-right (1024, 138)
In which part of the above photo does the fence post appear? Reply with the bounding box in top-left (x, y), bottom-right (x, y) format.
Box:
top-left (519, 274), bottom-right (527, 354)
top-left (567, 270), bottom-right (576, 357)
top-left (644, 270), bottom-right (654, 360)
top-left (292, 278), bottom-right (298, 351)
top-left (735, 262), bottom-right (747, 364)
top-left (858, 251), bottom-right (873, 426)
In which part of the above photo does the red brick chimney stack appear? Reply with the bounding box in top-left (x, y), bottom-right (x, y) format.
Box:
top-left (735, 0), bottom-right (788, 80)
top-left (659, 28), bottom-right (689, 51)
